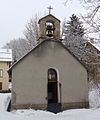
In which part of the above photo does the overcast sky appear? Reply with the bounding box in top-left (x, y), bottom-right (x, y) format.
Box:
top-left (0, 0), bottom-right (85, 48)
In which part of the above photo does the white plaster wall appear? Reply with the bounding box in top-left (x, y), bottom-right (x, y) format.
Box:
top-left (12, 40), bottom-right (88, 105)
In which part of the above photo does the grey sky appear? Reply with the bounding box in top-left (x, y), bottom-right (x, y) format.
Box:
top-left (0, 0), bottom-right (85, 48)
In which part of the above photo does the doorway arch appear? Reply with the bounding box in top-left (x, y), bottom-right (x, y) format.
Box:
top-left (47, 68), bottom-right (58, 103)
top-left (47, 68), bottom-right (61, 113)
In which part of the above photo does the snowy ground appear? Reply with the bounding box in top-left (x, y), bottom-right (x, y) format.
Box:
top-left (0, 93), bottom-right (100, 120)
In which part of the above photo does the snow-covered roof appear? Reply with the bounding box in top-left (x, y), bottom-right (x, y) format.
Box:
top-left (94, 44), bottom-right (100, 51)
top-left (0, 49), bottom-right (12, 62)
top-left (88, 41), bottom-right (100, 52)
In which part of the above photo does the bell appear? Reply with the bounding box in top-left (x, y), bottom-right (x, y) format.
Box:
top-left (46, 25), bottom-right (55, 37)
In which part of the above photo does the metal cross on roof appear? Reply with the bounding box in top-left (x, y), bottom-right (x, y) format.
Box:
top-left (47, 5), bottom-right (53, 14)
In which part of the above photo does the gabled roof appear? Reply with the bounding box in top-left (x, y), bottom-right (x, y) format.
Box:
top-left (38, 14), bottom-right (61, 24)
top-left (87, 41), bottom-right (100, 52)
top-left (8, 39), bottom-right (87, 72)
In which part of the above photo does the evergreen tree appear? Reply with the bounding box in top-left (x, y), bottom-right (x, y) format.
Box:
top-left (62, 14), bottom-right (87, 61)
top-left (66, 14), bottom-right (84, 37)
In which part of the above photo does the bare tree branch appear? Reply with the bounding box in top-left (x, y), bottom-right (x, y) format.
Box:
top-left (64, 0), bottom-right (100, 38)
top-left (23, 14), bottom-right (39, 49)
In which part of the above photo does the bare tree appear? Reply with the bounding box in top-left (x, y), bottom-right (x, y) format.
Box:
top-left (3, 38), bottom-right (30, 62)
top-left (81, 0), bottom-right (100, 36)
top-left (3, 15), bottom-right (40, 61)
top-left (23, 14), bottom-right (39, 49)
top-left (64, 0), bottom-right (100, 37)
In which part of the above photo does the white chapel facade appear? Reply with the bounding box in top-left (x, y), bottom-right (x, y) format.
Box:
top-left (10, 12), bottom-right (88, 112)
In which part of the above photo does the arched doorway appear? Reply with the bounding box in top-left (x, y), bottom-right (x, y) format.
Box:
top-left (48, 68), bottom-right (58, 103)
top-left (47, 68), bottom-right (61, 113)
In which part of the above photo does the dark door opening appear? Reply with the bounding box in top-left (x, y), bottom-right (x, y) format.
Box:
top-left (0, 82), bottom-right (2, 90)
top-left (48, 81), bottom-right (58, 103)
top-left (47, 68), bottom-right (58, 104)
top-left (47, 68), bottom-right (61, 113)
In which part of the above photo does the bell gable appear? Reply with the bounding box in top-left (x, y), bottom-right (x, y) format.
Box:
top-left (38, 14), bottom-right (61, 40)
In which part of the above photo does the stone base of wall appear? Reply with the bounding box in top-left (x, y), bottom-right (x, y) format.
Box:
top-left (62, 102), bottom-right (89, 110)
top-left (11, 104), bottom-right (47, 111)
top-left (11, 101), bottom-right (89, 111)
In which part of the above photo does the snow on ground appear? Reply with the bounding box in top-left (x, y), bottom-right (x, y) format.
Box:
top-left (1, 107), bottom-right (100, 120)
top-left (89, 81), bottom-right (100, 108)
top-left (0, 93), bottom-right (100, 120)
top-left (0, 93), bottom-right (11, 111)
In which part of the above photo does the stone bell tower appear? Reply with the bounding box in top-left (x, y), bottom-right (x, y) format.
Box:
top-left (38, 6), bottom-right (61, 42)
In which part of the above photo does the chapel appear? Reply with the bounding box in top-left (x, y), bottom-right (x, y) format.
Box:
top-left (10, 8), bottom-right (88, 113)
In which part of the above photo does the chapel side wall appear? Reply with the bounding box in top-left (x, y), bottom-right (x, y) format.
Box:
top-left (11, 41), bottom-right (88, 109)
